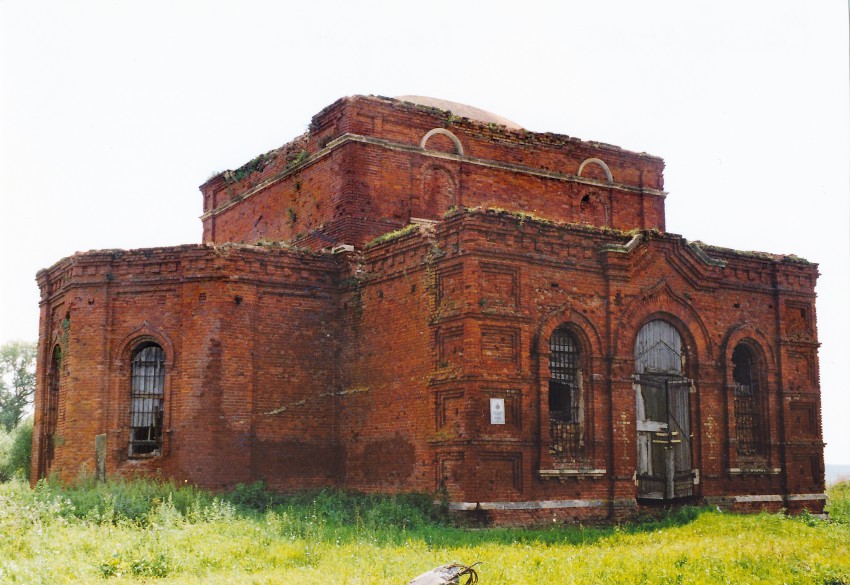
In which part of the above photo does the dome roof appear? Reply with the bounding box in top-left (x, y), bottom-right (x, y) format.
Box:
top-left (395, 95), bottom-right (523, 130)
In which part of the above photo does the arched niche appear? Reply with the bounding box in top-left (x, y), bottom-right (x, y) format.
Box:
top-left (578, 191), bottom-right (611, 227)
top-left (412, 164), bottom-right (457, 220)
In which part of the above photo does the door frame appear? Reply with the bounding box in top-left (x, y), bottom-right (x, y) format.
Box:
top-left (635, 373), bottom-right (694, 500)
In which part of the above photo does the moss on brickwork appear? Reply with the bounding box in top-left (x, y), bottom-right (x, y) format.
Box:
top-left (364, 224), bottom-right (419, 249)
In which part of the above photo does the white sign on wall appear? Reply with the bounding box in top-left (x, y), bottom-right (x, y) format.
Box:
top-left (490, 398), bottom-right (505, 425)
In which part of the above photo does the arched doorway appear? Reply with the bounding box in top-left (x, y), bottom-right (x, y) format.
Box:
top-left (634, 320), bottom-right (694, 500)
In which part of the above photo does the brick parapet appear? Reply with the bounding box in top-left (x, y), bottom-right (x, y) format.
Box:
top-left (310, 96), bottom-right (665, 188)
top-left (200, 96), bottom-right (669, 249)
top-left (37, 244), bottom-right (342, 298)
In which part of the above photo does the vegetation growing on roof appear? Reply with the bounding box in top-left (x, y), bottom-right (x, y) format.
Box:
top-left (286, 149), bottom-right (310, 170)
top-left (225, 151), bottom-right (277, 183)
top-left (690, 241), bottom-right (812, 265)
top-left (364, 224), bottom-right (420, 249)
top-left (445, 206), bottom-right (638, 241)
top-left (216, 133), bottom-right (312, 187)
top-left (211, 240), bottom-right (322, 258)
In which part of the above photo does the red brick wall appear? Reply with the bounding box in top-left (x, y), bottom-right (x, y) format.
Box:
top-left (32, 245), bottom-right (343, 489)
top-left (340, 211), bottom-right (822, 513)
top-left (32, 209), bottom-right (823, 519)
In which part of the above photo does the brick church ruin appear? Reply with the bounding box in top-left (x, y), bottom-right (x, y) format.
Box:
top-left (32, 95), bottom-right (825, 521)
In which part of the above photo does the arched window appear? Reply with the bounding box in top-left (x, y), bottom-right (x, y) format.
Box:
top-left (44, 345), bottom-right (62, 470)
top-left (732, 343), bottom-right (764, 457)
top-left (548, 326), bottom-right (582, 456)
top-left (129, 342), bottom-right (165, 456)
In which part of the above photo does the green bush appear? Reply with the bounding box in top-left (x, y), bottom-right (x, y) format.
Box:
top-left (0, 428), bottom-right (12, 481)
top-left (0, 418), bottom-right (32, 481)
top-left (33, 476), bottom-right (220, 525)
top-left (224, 482), bottom-right (449, 530)
top-left (226, 480), bottom-right (279, 510)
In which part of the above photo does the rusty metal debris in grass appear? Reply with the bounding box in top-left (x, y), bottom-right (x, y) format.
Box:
top-left (408, 562), bottom-right (480, 585)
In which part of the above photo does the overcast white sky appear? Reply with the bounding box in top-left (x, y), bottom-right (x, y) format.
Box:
top-left (1, 0), bottom-right (848, 464)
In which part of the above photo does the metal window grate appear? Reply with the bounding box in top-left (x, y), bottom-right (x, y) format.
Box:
top-left (44, 345), bottom-right (62, 471)
top-left (130, 344), bottom-right (165, 456)
top-left (549, 327), bottom-right (581, 456)
top-left (732, 345), bottom-right (762, 456)
top-left (46, 346), bottom-right (61, 436)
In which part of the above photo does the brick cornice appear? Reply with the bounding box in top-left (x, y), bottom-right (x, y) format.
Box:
top-left (201, 132), bottom-right (668, 222)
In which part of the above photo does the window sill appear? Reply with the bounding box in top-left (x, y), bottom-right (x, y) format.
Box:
top-left (539, 468), bottom-right (606, 480)
top-left (726, 467), bottom-right (781, 475)
top-left (128, 450), bottom-right (161, 460)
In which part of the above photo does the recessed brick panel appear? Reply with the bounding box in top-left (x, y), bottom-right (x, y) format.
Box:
top-left (480, 325), bottom-right (520, 372)
top-left (436, 264), bottom-right (463, 312)
top-left (480, 264), bottom-right (519, 309)
top-left (438, 326), bottom-right (464, 370)
top-left (789, 402), bottom-right (818, 436)
top-left (435, 389), bottom-right (465, 432)
top-left (478, 452), bottom-right (523, 494)
top-left (784, 301), bottom-right (813, 337)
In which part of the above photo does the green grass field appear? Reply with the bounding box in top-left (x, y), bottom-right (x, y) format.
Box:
top-left (0, 477), bottom-right (847, 584)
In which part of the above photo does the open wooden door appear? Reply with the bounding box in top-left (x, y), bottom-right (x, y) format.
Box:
top-left (634, 320), bottom-right (694, 500)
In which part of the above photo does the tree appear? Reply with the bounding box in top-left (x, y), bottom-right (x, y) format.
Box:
top-left (0, 419), bottom-right (33, 481)
top-left (0, 340), bottom-right (37, 431)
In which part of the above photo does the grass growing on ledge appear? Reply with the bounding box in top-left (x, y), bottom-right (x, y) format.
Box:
top-left (0, 478), bottom-right (848, 584)
top-left (364, 224), bottom-right (420, 249)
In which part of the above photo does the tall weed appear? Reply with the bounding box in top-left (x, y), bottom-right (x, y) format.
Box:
top-left (34, 476), bottom-right (220, 525)
top-left (827, 480), bottom-right (850, 523)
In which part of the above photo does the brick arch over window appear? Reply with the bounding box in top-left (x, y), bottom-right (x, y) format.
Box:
top-left (615, 281), bottom-right (712, 372)
top-left (538, 306), bottom-right (604, 354)
top-left (536, 307), bottom-right (602, 465)
top-left (114, 324), bottom-right (175, 368)
top-left (720, 325), bottom-right (776, 373)
top-left (419, 128), bottom-right (464, 155)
